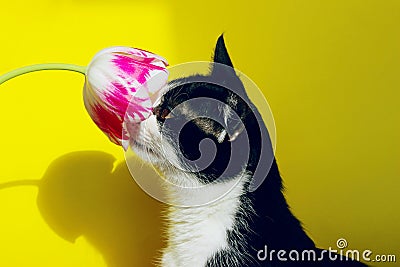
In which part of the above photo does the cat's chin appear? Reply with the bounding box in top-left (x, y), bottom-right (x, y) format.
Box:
top-left (128, 116), bottom-right (161, 158)
top-left (129, 115), bottom-right (182, 172)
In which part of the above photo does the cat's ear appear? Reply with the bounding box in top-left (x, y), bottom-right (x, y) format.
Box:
top-left (212, 34), bottom-right (234, 68)
top-left (211, 35), bottom-right (243, 88)
top-left (212, 34), bottom-right (248, 142)
top-left (211, 34), bottom-right (237, 80)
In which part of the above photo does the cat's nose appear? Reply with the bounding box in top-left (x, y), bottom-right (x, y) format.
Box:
top-left (152, 106), bottom-right (164, 122)
top-left (153, 106), bottom-right (170, 122)
top-left (152, 106), bottom-right (161, 116)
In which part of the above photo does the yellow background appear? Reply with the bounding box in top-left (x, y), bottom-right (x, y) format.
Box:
top-left (0, 0), bottom-right (399, 266)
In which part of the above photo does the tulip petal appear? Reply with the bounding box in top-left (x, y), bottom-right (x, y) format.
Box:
top-left (83, 46), bottom-right (169, 146)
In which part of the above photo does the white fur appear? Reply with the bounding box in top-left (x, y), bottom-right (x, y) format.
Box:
top-left (162, 174), bottom-right (248, 267)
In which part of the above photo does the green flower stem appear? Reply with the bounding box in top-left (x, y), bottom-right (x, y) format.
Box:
top-left (0, 63), bottom-right (87, 85)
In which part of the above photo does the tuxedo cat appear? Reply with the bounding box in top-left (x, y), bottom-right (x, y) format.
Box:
top-left (130, 35), bottom-right (368, 267)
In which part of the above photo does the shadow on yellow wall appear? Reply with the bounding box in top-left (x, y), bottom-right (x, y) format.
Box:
top-left (1, 151), bottom-right (164, 267)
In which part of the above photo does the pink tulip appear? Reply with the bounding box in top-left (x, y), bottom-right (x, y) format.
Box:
top-left (83, 46), bottom-right (169, 146)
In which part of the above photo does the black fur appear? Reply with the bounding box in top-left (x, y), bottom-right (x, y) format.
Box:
top-left (153, 35), bottom-right (368, 266)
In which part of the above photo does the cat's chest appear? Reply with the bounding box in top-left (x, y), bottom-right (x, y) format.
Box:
top-left (162, 214), bottom-right (230, 267)
top-left (161, 177), bottom-right (247, 267)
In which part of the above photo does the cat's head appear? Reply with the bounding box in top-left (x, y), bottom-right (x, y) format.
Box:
top-left (130, 35), bottom-right (273, 202)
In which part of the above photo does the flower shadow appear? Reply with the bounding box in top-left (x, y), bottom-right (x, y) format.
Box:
top-left (36, 151), bottom-right (165, 267)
